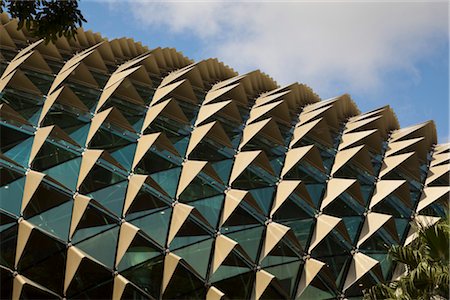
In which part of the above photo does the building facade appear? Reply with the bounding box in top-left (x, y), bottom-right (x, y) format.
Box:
top-left (0, 13), bottom-right (448, 299)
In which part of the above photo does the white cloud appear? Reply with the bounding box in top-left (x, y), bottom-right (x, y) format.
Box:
top-left (125, 1), bottom-right (447, 97)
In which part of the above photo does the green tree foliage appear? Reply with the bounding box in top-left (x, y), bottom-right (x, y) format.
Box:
top-left (364, 218), bottom-right (449, 300)
top-left (0, 0), bottom-right (86, 43)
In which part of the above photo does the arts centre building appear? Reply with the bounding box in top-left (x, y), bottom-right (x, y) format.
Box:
top-left (0, 13), bottom-right (448, 300)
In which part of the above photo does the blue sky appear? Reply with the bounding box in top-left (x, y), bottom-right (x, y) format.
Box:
top-left (79, 1), bottom-right (449, 143)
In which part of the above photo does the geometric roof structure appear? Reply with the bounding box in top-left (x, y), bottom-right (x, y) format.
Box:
top-left (0, 13), bottom-right (448, 299)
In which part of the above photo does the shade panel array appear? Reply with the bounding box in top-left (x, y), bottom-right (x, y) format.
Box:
top-left (0, 13), bottom-right (448, 300)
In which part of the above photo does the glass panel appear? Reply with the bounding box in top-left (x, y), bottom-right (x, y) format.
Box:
top-left (227, 225), bottom-right (264, 262)
top-left (69, 123), bottom-right (90, 146)
top-left (0, 268), bottom-right (13, 299)
top-left (249, 187), bottom-right (274, 216)
top-left (27, 200), bottom-right (73, 241)
top-left (75, 226), bottom-right (119, 268)
top-left (89, 180), bottom-right (127, 217)
top-left (312, 232), bottom-right (351, 258)
top-left (169, 219), bottom-right (211, 251)
top-left (162, 261), bottom-right (206, 300)
top-left (31, 142), bottom-right (79, 171)
top-left (21, 248), bottom-right (66, 294)
top-left (178, 175), bottom-right (222, 202)
top-left (189, 195), bottom-right (223, 229)
top-left (211, 159), bottom-right (233, 183)
top-left (342, 216), bottom-right (364, 244)
top-left (305, 184), bottom-right (325, 208)
top-left (0, 176), bottom-right (25, 216)
top-left (135, 150), bottom-right (179, 175)
top-left (367, 253), bottom-right (392, 280)
top-left (1, 125), bottom-right (33, 153)
top-left (320, 254), bottom-right (352, 290)
top-left (121, 255), bottom-right (164, 298)
top-left (213, 270), bottom-right (254, 299)
top-left (221, 206), bottom-right (262, 234)
top-left (125, 189), bottom-right (168, 219)
top-left (130, 208), bottom-right (171, 247)
top-left (265, 259), bottom-right (302, 297)
top-left (150, 167), bottom-right (180, 198)
top-left (89, 129), bottom-right (135, 152)
top-left (232, 167), bottom-right (276, 190)
top-left (121, 283), bottom-right (151, 300)
top-left (117, 233), bottom-right (161, 272)
top-left (0, 222), bottom-right (17, 269)
top-left (173, 238), bottom-right (213, 279)
top-left (188, 138), bottom-right (234, 162)
top-left (283, 218), bottom-right (315, 250)
top-left (1, 90), bottom-right (42, 124)
top-left (111, 143), bottom-right (136, 171)
top-left (71, 203), bottom-right (119, 244)
top-left (43, 157), bottom-right (81, 191)
top-left (78, 163), bottom-right (126, 195)
top-left (301, 274), bottom-right (337, 300)
top-left (18, 229), bottom-right (66, 272)
top-left (65, 258), bottom-right (112, 298)
top-left (372, 194), bottom-right (411, 218)
top-left (72, 278), bottom-right (113, 299)
top-left (272, 197), bottom-right (314, 222)
top-left (3, 136), bottom-right (33, 167)
top-left (20, 285), bottom-right (59, 299)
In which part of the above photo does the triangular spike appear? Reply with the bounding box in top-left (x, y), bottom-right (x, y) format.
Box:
top-left (253, 270), bottom-right (275, 300)
top-left (132, 132), bottom-right (178, 170)
top-left (338, 129), bottom-right (380, 152)
top-left (29, 125), bottom-right (78, 165)
top-left (112, 274), bottom-right (129, 300)
top-left (417, 186), bottom-right (450, 213)
top-left (69, 194), bottom-right (92, 238)
top-left (239, 118), bottom-right (284, 150)
top-left (195, 100), bottom-right (235, 126)
top-left (21, 170), bottom-right (45, 214)
top-left (150, 79), bottom-right (197, 106)
top-left (343, 252), bottom-right (379, 291)
top-left (425, 164), bottom-right (450, 186)
top-left (247, 100), bottom-right (284, 124)
top-left (271, 180), bottom-right (313, 216)
top-left (385, 137), bottom-right (425, 157)
top-left (76, 150), bottom-right (104, 189)
top-left (14, 220), bottom-right (34, 268)
top-left (64, 246), bottom-right (85, 293)
top-left (290, 118), bottom-right (333, 148)
top-left (206, 286), bottom-right (225, 300)
top-left (142, 98), bottom-right (188, 132)
top-left (357, 212), bottom-right (394, 247)
top-left (344, 115), bottom-right (383, 134)
top-left (176, 160), bottom-right (208, 198)
top-left (308, 214), bottom-right (341, 252)
top-left (204, 83), bottom-right (241, 104)
top-left (211, 234), bottom-right (238, 273)
top-left (379, 152), bottom-right (418, 179)
top-left (321, 178), bottom-right (362, 210)
top-left (167, 203), bottom-right (194, 245)
top-left (96, 66), bottom-right (143, 113)
top-left (187, 121), bottom-right (232, 157)
top-left (281, 145), bottom-right (325, 177)
top-left (115, 222), bottom-right (140, 267)
top-left (369, 180), bottom-right (409, 209)
top-left (161, 252), bottom-right (182, 294)
top-left (230, 151), bottom-right (273, 185)
top-left (298, 105), bottom-right (333, 126)
top-left (296, 258), bottom-right (325, 298)
top-left (260, 222), bottom-right (291, 260)
top-left (332, 145), bottom-right (373, 175)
